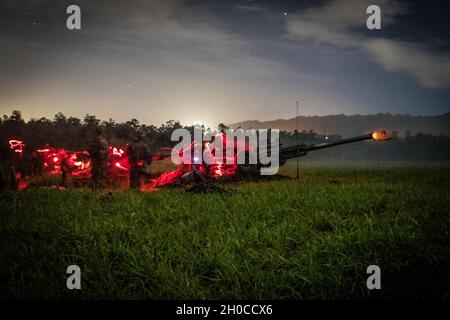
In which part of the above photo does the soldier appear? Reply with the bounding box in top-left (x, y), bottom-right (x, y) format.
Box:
top-left (127, 133), bottom-right (149, 190)
top-left (0, 163), bottom-right (6, 191)
top-left (89, 127), bottom-right (109, 189)
top-left (10, 166), bottom-right (18, 191)
top-left (0, 165), bottom-right (18, 191)
top-left (29, 151), bottom-right (44, 176)
top-left (60, 153), bottom-right (72, 188)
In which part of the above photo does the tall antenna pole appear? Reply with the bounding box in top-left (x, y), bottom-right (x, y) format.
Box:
top-left (296, 100), bottom-right (300, 179)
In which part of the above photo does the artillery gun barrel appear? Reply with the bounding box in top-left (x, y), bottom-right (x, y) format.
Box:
top-left (280, 131), bottom-right (391, 161)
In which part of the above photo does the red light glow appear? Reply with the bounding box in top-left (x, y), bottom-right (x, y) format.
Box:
top-left (112, 147), bottom-right (125, 157)
top-left (9, 139), bottom-right (24, 154)
top-left (11, 132), bottom-right (251, 191)
top-left (115, 162), bottom-right (129, 171)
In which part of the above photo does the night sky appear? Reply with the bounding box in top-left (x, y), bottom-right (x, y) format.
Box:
top-left (1, 0), bottom-right (449, 127)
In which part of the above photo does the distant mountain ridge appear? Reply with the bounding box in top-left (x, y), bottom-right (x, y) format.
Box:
top-left (227, 113), bottom-right (450, 137)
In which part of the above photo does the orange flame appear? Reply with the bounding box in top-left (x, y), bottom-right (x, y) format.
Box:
top-left (372, 130), bottom-right (390, 141)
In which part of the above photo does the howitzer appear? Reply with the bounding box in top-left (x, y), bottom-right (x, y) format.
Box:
top-left (151, 130), bottom-right (392, 179)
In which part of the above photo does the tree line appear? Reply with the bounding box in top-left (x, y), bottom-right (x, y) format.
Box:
top-left (1, 110), bottom-right (450, 163)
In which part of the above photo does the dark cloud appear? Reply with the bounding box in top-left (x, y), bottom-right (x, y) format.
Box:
top-left (286, 0), bottom-right (450, 89)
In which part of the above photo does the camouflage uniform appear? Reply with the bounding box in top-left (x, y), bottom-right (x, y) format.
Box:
top-left (127, 137), bottom-right (149, 190)
top-left (60, 154), bottom-right (72, 187)
top-left (30, 151), bottom-right (43, 176)
top-left (89, 130), bottom-right (109, 189)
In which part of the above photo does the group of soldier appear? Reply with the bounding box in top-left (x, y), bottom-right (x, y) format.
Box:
top-left (1, 128), bottom-right (151, 191)
top-left (77, 128), bottom-right (151, 190)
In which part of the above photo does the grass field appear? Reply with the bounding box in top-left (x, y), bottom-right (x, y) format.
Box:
top-left (0, 164), bottom-right (449, 299)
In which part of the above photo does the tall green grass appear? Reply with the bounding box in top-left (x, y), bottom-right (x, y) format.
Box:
top-left (0, 166), bottom-right (449, 299)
